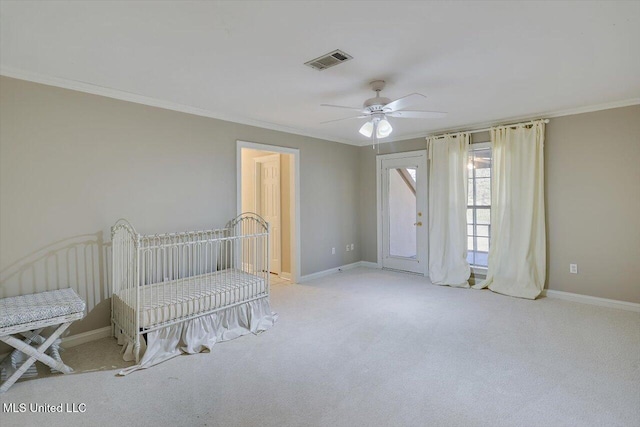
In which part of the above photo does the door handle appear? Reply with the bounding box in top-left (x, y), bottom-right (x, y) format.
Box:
top-left (414, 222), bottom-right (423, 226)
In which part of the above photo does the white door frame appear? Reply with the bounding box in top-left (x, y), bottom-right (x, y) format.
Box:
top-left (254, 154), bottom-right (282, 275)
top-left (376, 150), bottom-right (428, 276)
top-left (237, 140), bottom-right (301, 283)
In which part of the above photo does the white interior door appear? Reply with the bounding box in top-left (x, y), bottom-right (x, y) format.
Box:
top-left (379, 151), bottom-right (428, 274)
top-left (256, 154), bottom-right (281, 275)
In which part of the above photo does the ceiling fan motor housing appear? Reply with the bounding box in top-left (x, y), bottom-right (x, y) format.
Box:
top-left (368, 112), bottom-right (387, 123)
top-left (363, 97), bottom-right (391, 112)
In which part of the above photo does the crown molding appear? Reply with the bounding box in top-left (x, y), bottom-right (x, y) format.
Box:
top-left (3, 66), bottom-right (637, 148)
top-left (544, 98), bottom-right (640, 118)
top-left (376, 98), bottom-right (640, 146)
top-left (0, 66), bottom-right (359, 146)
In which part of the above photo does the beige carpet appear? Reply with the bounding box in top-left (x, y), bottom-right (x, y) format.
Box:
top-left (1, 268), bottom-right (639, 426)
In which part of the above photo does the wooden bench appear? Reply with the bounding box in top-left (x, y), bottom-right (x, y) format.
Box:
top-left (0, 288), bottom-right (85, 393)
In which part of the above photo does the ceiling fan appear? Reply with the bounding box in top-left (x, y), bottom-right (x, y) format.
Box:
top-left (321, 80), bottom-right (447, 144)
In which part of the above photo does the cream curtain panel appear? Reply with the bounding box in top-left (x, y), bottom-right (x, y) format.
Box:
top-left (474, 121), bottom-right (546, 299)
top-left (427, 133), bottom-right (471, 287)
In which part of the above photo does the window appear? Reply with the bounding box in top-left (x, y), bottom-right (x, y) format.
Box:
top-left (467, 144), bottom-right (492, 267)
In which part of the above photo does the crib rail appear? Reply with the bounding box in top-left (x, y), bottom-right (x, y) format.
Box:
top-left (111, 213), bottom-right (270, 360)
top-left (111, 219), bottom-right (138, 344)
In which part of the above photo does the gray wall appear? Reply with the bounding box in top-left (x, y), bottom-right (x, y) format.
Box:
top-left (544, 106), bottom-right (640, 303)
top-left (1, 75), bottom-right (638, 344)
top-left (359, 106), bottom-right (640, 303)
top-left (0, 76), bottom-right (361, 335)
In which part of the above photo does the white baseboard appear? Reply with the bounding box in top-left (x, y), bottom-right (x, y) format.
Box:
top-left (280, 272), bottom-right (292, 280)
top-left (359, 261), bottom-right (380, 269)
top-left (299, 261), bottom-right (368, 283)
top-left (0, 326), bottom-right (113, 361)
top-left (298, 262), bottom-right (640, 313)
top-left (541, 289), bottom-right (640, 312)
top-left (61, 326), bottom-right (112, 348)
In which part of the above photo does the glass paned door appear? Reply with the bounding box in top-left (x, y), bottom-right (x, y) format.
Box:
top-left (389, 167), bottom-right (417, 258)
top-left (379, 152), bottom-right (427, 274)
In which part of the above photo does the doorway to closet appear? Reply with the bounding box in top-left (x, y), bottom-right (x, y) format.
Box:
top-left (237, 141), bottom-right (300, 284)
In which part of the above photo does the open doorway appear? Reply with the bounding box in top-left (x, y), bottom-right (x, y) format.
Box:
top-left (237, 141), bottom-right (300, 284)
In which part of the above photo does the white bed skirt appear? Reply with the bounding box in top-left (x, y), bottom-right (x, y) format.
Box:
top-left (116, 298), bottom-right (277, 376)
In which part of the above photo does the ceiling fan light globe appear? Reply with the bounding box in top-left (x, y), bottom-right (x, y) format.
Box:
top-left (376, 118), bottom-right (393, 138)
top-left (359, 121), bottom-right (374, 138)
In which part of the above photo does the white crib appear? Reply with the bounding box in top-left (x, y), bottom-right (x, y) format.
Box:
top-left (111, 213), bottom-right (273, 365)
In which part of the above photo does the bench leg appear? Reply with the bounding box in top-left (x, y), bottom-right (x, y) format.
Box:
top-left (0, 322), bottom-right (73, 393)
top-left (19, 330), bottom-right (65, 373)
top-left (16, 328), bottom-right (45, 346)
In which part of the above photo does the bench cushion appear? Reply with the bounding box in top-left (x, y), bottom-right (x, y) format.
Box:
top-left (0, 288), bottom-right (85, 329)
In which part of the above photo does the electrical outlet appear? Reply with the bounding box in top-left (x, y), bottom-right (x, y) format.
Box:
top-left (331, 247), bottom-right (335, 255)
top-left (350, 243), bottom-right (354, 250)
top-left (346, 245), bottom-right (350, 252)
top-left (570, 264), bottom-right (578, 274)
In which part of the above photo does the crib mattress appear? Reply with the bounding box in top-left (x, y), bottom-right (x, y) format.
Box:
top-left (113, 269), bottom-right (266, 328)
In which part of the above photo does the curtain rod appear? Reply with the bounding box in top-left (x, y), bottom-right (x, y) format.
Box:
top-left (426, 119), bottom-right (549, 140)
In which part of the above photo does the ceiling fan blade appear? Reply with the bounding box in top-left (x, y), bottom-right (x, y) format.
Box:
top-left (386, 110), bottom-right (448, 119)
top-left (383, 93), bottom-right (427, 112)
top-left (320, 115), bottom-right (367, 124)
top-left (320, 104), bottom-right (363, 111)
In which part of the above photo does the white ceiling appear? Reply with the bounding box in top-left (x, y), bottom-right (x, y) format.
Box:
top-left (1, 1), bottom-right (639, 146)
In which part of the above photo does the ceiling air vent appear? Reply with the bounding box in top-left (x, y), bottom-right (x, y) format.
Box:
top-left (304, 49), bottom-right (353, 71)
